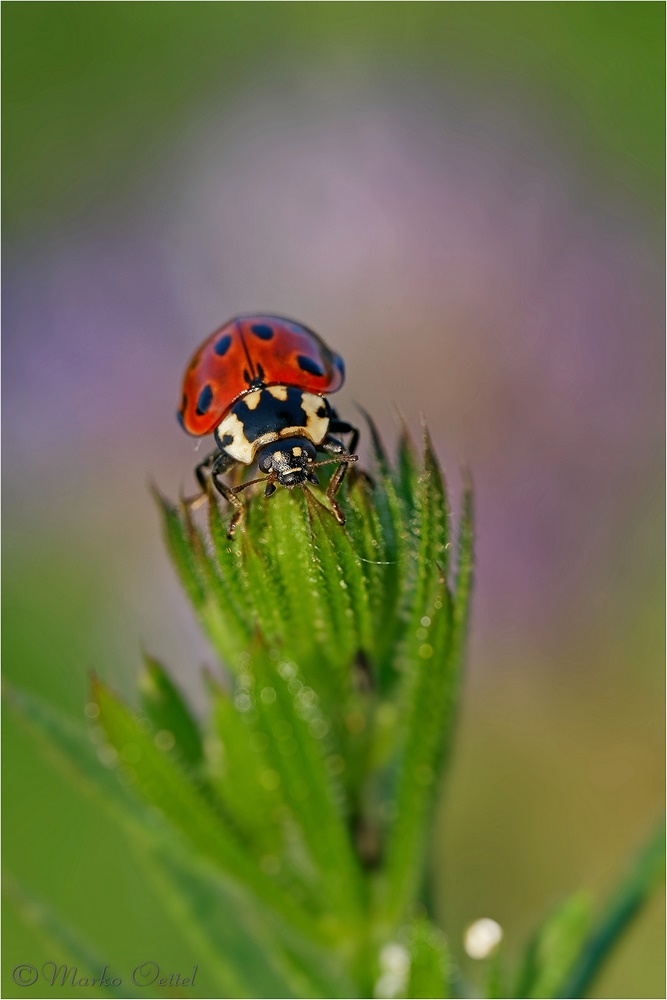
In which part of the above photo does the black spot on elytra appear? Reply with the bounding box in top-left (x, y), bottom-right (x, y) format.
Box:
top-left (297, 355), bottom-right (324, 377)
top-left (250, 323), bottom-right (274, 340)
top-left (214, 334), bottom-right (232, 356)
top-left (220, 433), bottom-right (234, 447)
top-left (177, 395), bottom-right (187, 427)
top-left (196, 384), bottom-right (213, 415)
top-left (243, 368), bottom-right (252, 384)
top-left (256, 362), bottom-right (265, 382)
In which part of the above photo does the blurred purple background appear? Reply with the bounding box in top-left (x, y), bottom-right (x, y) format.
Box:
top-left (6, 78), bottom-right (663, 674)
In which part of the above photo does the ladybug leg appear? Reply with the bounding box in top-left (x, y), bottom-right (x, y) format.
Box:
top-left (181, 449), bottom-right (219, 510)
top-left (329, 420), bottom-right (376, 489)
top-left (319, 432), bottom-right (360, 526)
top-left (328, 420), bottom-right (359, 456)
top-left (194, 449), bottom-right (221, 492)
top-left (208, 453), bottom-right (247, 537)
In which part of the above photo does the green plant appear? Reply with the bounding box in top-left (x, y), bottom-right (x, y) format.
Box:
top-left (7, 421), bottom-right (664, 998)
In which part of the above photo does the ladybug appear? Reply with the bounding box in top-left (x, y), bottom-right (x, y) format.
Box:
top-left (178, 314), bottom-right (359, 535)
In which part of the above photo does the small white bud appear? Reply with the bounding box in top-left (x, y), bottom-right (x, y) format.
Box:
top-left (464, 917), bottom-right (503, 959)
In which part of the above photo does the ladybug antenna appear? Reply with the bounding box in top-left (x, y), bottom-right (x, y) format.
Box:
top-left (229, 474), bottom-right (273, 496)
top-left (311, 455), bottom-right (358, 471)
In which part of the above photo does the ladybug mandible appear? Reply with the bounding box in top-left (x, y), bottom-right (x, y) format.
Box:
top-left (178, 314), bottom-right (359, 535)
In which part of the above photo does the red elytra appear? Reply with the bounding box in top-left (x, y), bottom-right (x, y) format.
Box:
top-left (178, 314), bottom-right (346, 437)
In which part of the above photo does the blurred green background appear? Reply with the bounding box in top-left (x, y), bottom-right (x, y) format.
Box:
top-left (3, 3), bottom-right (664, 997)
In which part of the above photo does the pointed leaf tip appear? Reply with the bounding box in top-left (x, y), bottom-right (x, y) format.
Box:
top-left (359, 406), bottom-right (390, 474)
top-left (140, 652), bottom-right (203, 768)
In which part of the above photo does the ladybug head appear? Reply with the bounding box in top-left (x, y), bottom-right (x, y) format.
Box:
top-left (257, 437), bottom-right (319, 491)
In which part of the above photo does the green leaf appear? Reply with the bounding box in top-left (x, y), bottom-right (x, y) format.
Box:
top-left (395, 420), bottom-right (421, 521)
top-left (139, 848), bottom-right (306, 1000)
top-left (181, 502), bottom-right (253, 667)
top-left (343, 476), bottom-right (389, 649)
top-left (423, 428), bottom-right (450, 577)
top-left (556, 821), bottom-right (666, 999)
top-left (404, 916), bottom-right (453, 999)
top-left (4, 683), bottom-right (142, 821)
top-left (259, 489), bottom-right (355, 718)
top-left (240, 534), bottom-right (291, 648)
top-left (5, 684), bottom-right (347, 998)
top-left (14, 413), bottom-right (658, 1000)
top-left (15, 420), bottom-right (481, 999)
top-left (360, 407), bottom-right (391, 480)
top-left (139, 652), bottom-right (203, 768)
top-left (207, 676), bottom-right (280, 839)
top-left (513, 892), bottom-right (593, 999)
top-left (367, 479), bottom-right (410, 688)
top-left (206, 479), bottom-right (253, 619)
top-left (351, 416), bottom-right (402, 663)
top-left (154, 488), bottom-right (207, 603)
top-left (4, 687), bottom-right (241, 995)
top-left (485, 950), bottom-right (508, 1000)
top-left (408, 429), bottom-right (449, 619)
top-left (308, 491), bottom-right (373, 672)
top-left (154, 490), bottom-right (251, 668)
top-left (380, 452), bottom-right (469, 930)
top-left (4, 873), bottom-right (133, 998)
top-left (206, 676), bottom-right (318, 908)
top-left (90, 675), bottom-right (326, 944)
top-left (380, 577), bottom-right (453, 927)
top-left (246, 645), bottom-right (365, 933)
